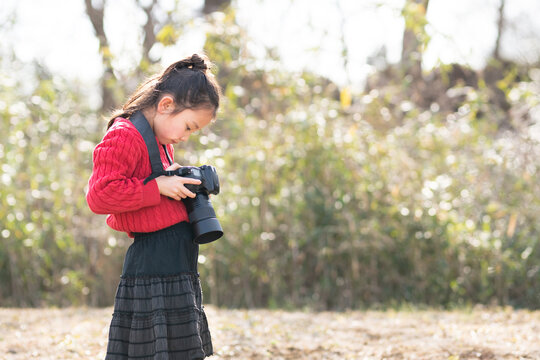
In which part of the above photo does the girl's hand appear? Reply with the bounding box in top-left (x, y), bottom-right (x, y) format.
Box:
top-left (155, 163), bottom-right (201, 200)
top-left (165, 163), bottom-right (182, 171)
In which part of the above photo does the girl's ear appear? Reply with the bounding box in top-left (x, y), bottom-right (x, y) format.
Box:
top-left (157, 95), bottom-right (175, 114)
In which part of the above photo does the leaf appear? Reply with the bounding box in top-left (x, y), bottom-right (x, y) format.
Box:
top-left (156, 24), bottom-right (179, 46)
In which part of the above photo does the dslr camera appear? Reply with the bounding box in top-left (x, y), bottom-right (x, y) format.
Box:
top-left (166, 165), bottom-right (223, 244)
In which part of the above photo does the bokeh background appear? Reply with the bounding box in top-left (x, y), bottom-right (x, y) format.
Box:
top-left (1, 0), bottom-right (539, 310)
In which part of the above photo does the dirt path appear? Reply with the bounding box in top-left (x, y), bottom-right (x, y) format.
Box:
top-left (1, 306), bottom-right (539, 359)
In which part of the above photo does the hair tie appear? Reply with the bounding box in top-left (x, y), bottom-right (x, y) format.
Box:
top-left (189, 54), bottom-right (208, 71)
top-left (172, 56), bottom-right (207, 72)
top-left (160, 54), bottom-right (210, 81)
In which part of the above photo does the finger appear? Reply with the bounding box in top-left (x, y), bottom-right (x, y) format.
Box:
top-left (180, 187), bottom-right (197, 198)
top-left (182, 177), bottom-right (202, 184)
top-left (169, 186), bottom-right (182, 200)
top-left (166, 163), bottom-right (182, 171)
top-left (177, 191), bottom-right (187, 200)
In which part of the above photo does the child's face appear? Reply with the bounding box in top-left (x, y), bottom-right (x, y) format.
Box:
top-left (154, 107), bottom-right (214, 145)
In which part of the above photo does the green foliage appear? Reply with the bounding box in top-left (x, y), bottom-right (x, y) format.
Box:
top-left (1, 9), bottom-right (539, 310)
top-left (193, 12), bottom-right (540, 310)
top-left (402, 0), bottom-right (430, 48)
top-left (0, 61), bottom-right (122, 306)
top-left (156, 24), bottom-right (181, 46)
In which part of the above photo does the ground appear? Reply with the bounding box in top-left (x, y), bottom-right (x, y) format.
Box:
top-left (0, 306), bottom-right (539, 359)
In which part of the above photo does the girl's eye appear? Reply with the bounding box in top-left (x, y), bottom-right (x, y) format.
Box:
top-left (186, 126), bottom-right (191, 131)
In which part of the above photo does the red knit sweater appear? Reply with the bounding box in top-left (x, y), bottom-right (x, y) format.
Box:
top-left (86, 117), bottom-right (188, 236)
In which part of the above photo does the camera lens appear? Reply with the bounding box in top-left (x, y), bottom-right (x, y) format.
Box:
top-left (183, 193), bottom-right (223, 244)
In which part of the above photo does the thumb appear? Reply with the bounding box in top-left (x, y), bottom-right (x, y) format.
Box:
top-left (165, 163), bottom-right (182, 171)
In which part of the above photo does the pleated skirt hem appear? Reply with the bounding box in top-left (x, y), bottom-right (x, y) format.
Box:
top-left (106, 273), bottom-right (213, 360)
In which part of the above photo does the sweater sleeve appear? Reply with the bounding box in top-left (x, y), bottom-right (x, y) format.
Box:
top-left (86, 124), bottom-right (161, 214)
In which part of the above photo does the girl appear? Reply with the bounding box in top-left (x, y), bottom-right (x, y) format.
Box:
top-left (87, 54), bottom-right (221, 359)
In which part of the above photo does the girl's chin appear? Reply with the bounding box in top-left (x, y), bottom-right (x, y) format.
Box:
top-left (159, 137), bottom-right (184, 144)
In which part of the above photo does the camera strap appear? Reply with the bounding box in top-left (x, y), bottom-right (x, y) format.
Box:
top-left (130, 111), bottom-right (168, 184)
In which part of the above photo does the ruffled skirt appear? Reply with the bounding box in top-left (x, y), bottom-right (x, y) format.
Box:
top-left (105, 222), bottom-right (213, 360)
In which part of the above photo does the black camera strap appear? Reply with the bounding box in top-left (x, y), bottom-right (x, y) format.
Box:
top-left (130, 111), bottom-right (169, 184)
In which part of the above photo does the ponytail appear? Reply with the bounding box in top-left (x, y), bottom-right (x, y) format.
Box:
top-left (106, 54), bottom-right (221, 130)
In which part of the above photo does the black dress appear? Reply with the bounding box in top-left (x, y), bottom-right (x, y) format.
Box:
top-left (105, 221), bottom-right (213, 359)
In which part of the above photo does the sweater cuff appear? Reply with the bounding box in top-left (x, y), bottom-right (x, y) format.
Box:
top-left (141, 179), bottom-right (161, 207)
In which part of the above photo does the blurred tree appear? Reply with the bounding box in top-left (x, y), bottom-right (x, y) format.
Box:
top-left (84, 0), bottom-right (118, 113)
top-left (401, 0), bottom-right (430, 82)
top-left (493, 0), bottom-right (506, 61)
top-left (138, 0), bottom-right (160, 67)
top-left (83, 0), bottom-right (232, 113)
top-left (194, 7), bottom-right (540, 310)
top-left (203, 0), bottom-right (231, 14)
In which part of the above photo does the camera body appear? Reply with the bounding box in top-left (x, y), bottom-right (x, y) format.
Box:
top-left (167, 165), bottom-right (223, 244)
top-left (169, 165), bottom-right (220, 195)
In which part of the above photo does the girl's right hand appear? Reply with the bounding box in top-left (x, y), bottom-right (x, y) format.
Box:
top-left (155, 175), bottom-right (201, 201)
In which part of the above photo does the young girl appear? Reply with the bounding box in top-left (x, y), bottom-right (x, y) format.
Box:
top-left (87, 54), bottom-right (221, 359)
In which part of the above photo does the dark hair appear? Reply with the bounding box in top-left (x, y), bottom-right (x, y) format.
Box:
top-left (107, 53), bottom-right (221, 129)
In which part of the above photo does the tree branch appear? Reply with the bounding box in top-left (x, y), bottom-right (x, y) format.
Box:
top-left (493, 0), bottom-right (506, 60)
top-left (137, 0), bottom-right (159, 65)
top-left (84, 0), bottom-right (117, 112)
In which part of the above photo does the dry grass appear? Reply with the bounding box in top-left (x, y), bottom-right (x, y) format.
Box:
top-left (1, 306), bottom-right (539, 359)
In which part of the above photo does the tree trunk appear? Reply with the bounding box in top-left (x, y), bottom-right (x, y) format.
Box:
top-left (493, 0), bottom-right (506, 60)
top-left (84, 0), bottom-right (117, 113)
top-left (138, 0), bottom-right (159, 66)
top-left (401, 0), bottom-right (430, 81)
top-left (203, 0), bottom-right (231, 14)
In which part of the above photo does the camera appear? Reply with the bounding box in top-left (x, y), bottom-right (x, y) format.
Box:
top-left (166, 165), bottom-right (223, 244)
